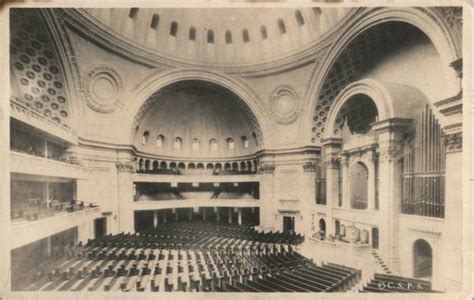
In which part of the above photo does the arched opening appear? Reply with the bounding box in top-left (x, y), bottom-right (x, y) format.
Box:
top-left (192, 138), bottom-right (200, 151)
top-left (319, 219), bottom-right (326, 235)
top-left (247, 161), bottom-right (252, 172)
top-left (225, 30), bottom-right (232, 44)
top-left (170, 21), bottom-right (178, 36)
top-left (232, 162), bottom-right (238, 171)
top-left (150, 14), bottom-right (159, 30)
top-left (372, 228), bottom-right (379, 249)
top-left (160, 161), bottom-right (167, 169)
top-left (129, 8), bottom-right (139, 20)
top-left (209, 139), bottom-right (218, 152)
top-left (242, 29), bottom-right (250, 43)
top-left (278, 19), bottom-right (286, 34)
top-left (335, 220), bottom-right (340, 236)
top-left (142, 131), bottom-right (150, 145)
top-left (138, 159), bottom-right (144, 171)
top-left (240, 162), bottom-right (246, 170)
top-left (152, 161), bottom-right (158, 170)
top-left (350, 162), bottom-right (368, 209)
top-left (241, 136), bottom-right (249, 149)
top-left (227, 138), bottom-right (234, 150)
top-left (295, 10), bottom-right (305, 26)
top-left (188, 27), bottom-right (196, 41)
top-left (188, 163), bottom-right (196, 170)
top-left (207, 30), bottom-right (214, 44)
top-left (224, 163), bottom-right (231, 170)
top-left (335, 94), bottom-right (378, 136)
top-left (196, 163), bottom-right (204, 170)
top-left (413, 239), bottom-right (433, 278)
top-left (144, 160), bottom-right (150, 171)
top-left (156, 135), bottom-right (164, 148)
top-left (173, 137), bottom-right (182, 151)
top-left (178, 162), bottom-right (186, 170)
top-left (206, 163), bottom-right (214, 170)
top-left (260, 25), bottom-right (268, 40)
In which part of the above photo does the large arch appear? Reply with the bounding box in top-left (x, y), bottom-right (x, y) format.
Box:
top-left (302, 7), bottom-right (461, 143)
top-left (324, 79), bottom-right (430, 140)
top-left (118, 68), bottom-right (272, 147)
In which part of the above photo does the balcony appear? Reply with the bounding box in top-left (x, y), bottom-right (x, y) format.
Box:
top-left (133, 198), bottom-right (260, 210)
top-left (10, 151), bottom-right (86, 179)
top-left (11, 205), bottom-right (101, 249)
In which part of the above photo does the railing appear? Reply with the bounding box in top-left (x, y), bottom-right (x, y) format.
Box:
top-left (11, 200), bottom-right (97, 222)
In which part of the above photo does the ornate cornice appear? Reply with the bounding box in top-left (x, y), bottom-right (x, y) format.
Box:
top-left (443, 132), bottom-right (462, 153)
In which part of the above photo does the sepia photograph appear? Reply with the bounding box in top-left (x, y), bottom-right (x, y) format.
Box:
top-left (0, 0), bottom-right (472, 298)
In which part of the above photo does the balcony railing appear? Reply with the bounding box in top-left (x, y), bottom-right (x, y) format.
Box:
top-left (11, 200), bottom-right (97, 222)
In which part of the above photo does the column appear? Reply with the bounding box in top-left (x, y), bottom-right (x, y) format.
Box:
top-left (366, 150), bottom-right (376, 211)
top-left (228, 207), bottom-right (232, 224)
top-left (340, 155), bottom-right (350, 209)
top-left (189, 209), bottom-right (193, 221)
top-left (372, 119), bottom-right (410, 273)
top-left (203, 208), bottom-right (207, 221)
top-left (216, 207), bottom-right (220, 222)
top-left (322, 138), bottom-right (342, 236)
top-left (238, 208), bottom-right (242, 225)
top-left (163, 211), bottom-right (167, 224)
top-left (116, 161), bottom-right (135, 233)
top-left (257, 161), bottom-right (276, 230)
top-left (153, 210), bottom-right (158, 228)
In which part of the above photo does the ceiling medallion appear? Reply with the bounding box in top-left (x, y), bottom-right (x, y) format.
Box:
top-left (269, 85), bottom-right (300, 124)
top-left (83, 65), bottom-right (124, 113)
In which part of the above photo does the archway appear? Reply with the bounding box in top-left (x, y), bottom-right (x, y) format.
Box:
top-left (319, 218), bottom-right (326, 235)
top-left (413, 239), bottom-right (433, 278)
top-left (350, 162), bottom-right (368, 210)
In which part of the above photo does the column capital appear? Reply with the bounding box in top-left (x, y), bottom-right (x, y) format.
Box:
top-left (257, 163), bottom-right (275, 174)
top-left (116, 161), bottom-right (135, 173)
top-left (378, 144), bottom-right (403, 163)
top-left (325, 157), bottom-right (340, 169)
top-left (443, 131), bottom-right (462, 153)
top-left (302, 161), bottom-right (317, 172)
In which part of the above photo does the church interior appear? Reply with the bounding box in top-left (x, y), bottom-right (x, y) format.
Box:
top-left (3, 5), bottom-right (467, 294)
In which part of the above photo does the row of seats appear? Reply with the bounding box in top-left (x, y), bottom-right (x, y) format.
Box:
top-left (360, 273), bottom-right (436, 293)
top-left (17, 222), bottom-right (360, 292)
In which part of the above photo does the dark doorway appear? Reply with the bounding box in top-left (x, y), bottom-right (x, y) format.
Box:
top-left (94, 217), bottom-right (107, 238)
top-left (335, 220), bottom-right (340, 236)
top-left (283, 216), bottom-right (295, 233)
top-left (414, 239), bottom-right (433, 278)
top-left (319, 218), bottom-right (326, 234)
top-left (372, 227), bottom-right (379, 249)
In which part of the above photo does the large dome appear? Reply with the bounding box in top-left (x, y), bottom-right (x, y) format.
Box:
top-left (133, 81), bottom-right (262, 159)
top-left (80, 7), bottom-right (352, 67)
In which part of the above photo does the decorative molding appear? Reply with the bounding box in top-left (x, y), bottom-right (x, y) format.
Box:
top-left (378, 144), bottom-right (404, 162)
top-left (450, 58), bottom-right (462, 78)
top-left (116, 161), bottom-right (135, 172)
top-left (302, 161), bottom-right (317, 172)
top-left (443, 132), bottom-right (462, 153)
top-left (269, 85), bottom-right (301, 125)
top-left (257, 163), bottom-right (276, 174)
top-left (83, 65), bottom-right (124, 113)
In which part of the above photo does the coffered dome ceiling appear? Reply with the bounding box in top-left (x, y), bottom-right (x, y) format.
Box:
top-left (78, 7), bottom-right (352, 67)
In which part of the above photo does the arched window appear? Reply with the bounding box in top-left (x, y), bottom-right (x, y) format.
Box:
top-left (313, 7), bottom-right (322, 15)
top-left (224, 163), bottom-right (231, 170)
top-left (192, 138), bottom-right (200, 151)
top-left (278, 19), bottom-right (286, 34)
top-left (173, 137), bottom-right (182, 150)
top-left (206, 163), bottom-right (214, 170)
top-left (295, 10), bottom-right (305, 26)
top-left (242, 29), bottom-right (250, 43)
top-left (413, 239), bottom-right (433, 278)
top-left (142, 131), bottom-right (150, 145)
top-left (209, 139), bottom-right (218, 151)
top-left (240, 162), bottom-right (247, 170)
top-left (188, 163), bottom-right (196, 170)
top-left (225, 30), bottom-right (232, 44)
top-left (197, 163), bottom-right (204, 170)
top-left (350, 162), bottom-right (368, 210)
top-left (189, 27), bottom-right (196, 41)
top-left (252, 132), bottom-right (258, 147)
top-left (160, 161), bottom-right (167, 169)
top-left (227, 138), bottom-right (234, 150)
top-left (232, 162), bottom-right (238, 170)
top-left (170, 21), bottom-right (178, 36)
top-left (150, 14), bottom-right (159, 29)
top-left (241, 136), bottom-right (249, 149)
top-left (319, 219), bottom-right (326, 234)
top-left (207, 30), bottom-right (214, 43)
top-left (156, 135), bottom-right (164, 148)
top-left (129, 8), bottom-right (139, 19)
top-left (152, 161), bottom-right (159, 170)
top-left (260, 25), bottom-right (268, 40)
